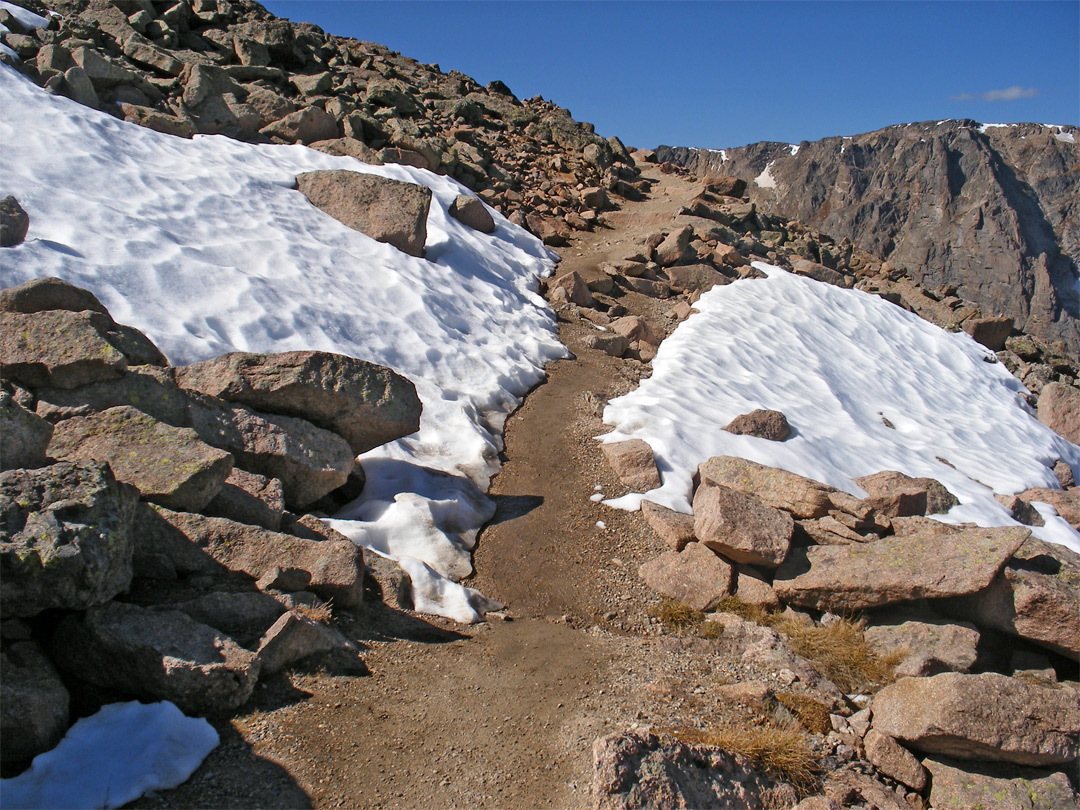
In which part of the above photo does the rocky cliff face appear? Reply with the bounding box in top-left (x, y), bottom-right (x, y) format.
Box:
top-left (658, 121), bottom-right (1080, 354)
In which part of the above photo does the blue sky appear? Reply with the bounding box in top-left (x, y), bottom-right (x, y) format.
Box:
top-left (263, 1), bottom-right (1079, 150)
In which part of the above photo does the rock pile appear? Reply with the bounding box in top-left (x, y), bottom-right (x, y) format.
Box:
top-left (0, 276), bottom-right (421, 765)
top-left (1, 0), bottom-right (644, 241)
top-left (621, 450), bottom-right (1080, 806)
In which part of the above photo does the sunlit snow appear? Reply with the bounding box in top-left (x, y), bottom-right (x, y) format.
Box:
top-left (753, 161), bottom-right (777, 189)
top-left (601, 263), bottom-right (1080, 554)
top-left (0, 65), bottom-right (567, 622)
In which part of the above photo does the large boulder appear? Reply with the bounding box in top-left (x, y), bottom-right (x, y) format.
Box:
top-left (696, 456), bottom-right (834, 519)
top-left (175, 351), bottom-right (421, 456)
top-left (948, 537), bottom-right (1080, 659)
top-left (692, 483), bottom-right (793, 567)
top-left (0, 195), bottom-right (30, 247)
top-left (0, 641), bottom-right (70, 764)
top-left (295, 170), bottom-right (431, 257)
top-left (135, 507), bottom-right (365, 609)
top-left (52, 601), bottom-right (259, 716)
top-left (448, 194), bottom-right (495, 234)
top-left (600, 439), bottom-right (661, 492)
top-left (637, 542), bottom-right (732, 611)
top-left (0, 310), bottom-right (128, 390)
top-left (871, 672), bottom-right (1080, 766)
top-left (1037, 382), bottom-right (1080, 444)
top-left (0, 390), bottom-right (52, 470)
top-left (48, 406), bottom-right (234, 512)
top-left (924, 757), bottom-right (1080, 810)
top-left (864, 618), bottom-right (980, 677)
top-left (1, 461), bottom-right (138, 618)
top-left (774, 524), bottom-right (1028, 611)
top-left (854, 470), bottom-right (958, 517)
top-left (592, 731), bottom-right (789, 810)
top-left (722, 409), bottom-right (791, 441)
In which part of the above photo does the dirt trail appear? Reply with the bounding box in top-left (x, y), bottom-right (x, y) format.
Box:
top-left (135, 164), bottom-right (711, 810)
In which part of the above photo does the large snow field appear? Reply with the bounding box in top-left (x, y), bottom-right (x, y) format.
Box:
top-left (601, 263), bottom-right (1080, 554)
top-left (0, 64), bottom-right (567, 622)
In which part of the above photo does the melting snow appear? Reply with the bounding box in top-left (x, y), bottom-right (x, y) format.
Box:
top-left (789, 144), bottom-right (800, 156)
top-left (0, 702), bottom-right (218, 810)
top-left (753, 161), bottom-right (777, 189)
top-left (0, 65), bottom-right (567, 623)
top-left (601, 263), bottom-right (1080, 554)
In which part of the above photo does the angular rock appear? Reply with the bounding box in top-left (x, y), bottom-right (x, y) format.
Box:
top-left (638, 542), bottom-right (732, 611)
top-left (774, 525), bottom-right (1028, 611)
top-left (255, 610), bottom-right (340, 675)
top-left (0, 277), bottom-right (109, 317)
top-left (61, 66), bottom-right (99, 108)
top-left (0, 640), bottom-right (70, 764)
top-left (190, 401), bottom-right (355, 510)
top-left (49, 406), bottom-right (233, 512)
top-left (1018, 487), bottom-right (1080, 529)
top-left (1037, 382), bottom-right (1080, 444)
top-left (949, 537), bottom-right (1080, 659)
top-left (865, 619), bottom-right (980, 677)
top-left (863, 729), bottom-right (926, 791)
top-left (702, 175), bottom-right (748, 198)
top-left (697, 456), bottom-right (835, 519)
top-left (52, 601), bottom-right (259, 716)
top-left (723, 409), bottom-right (791, 441)
top-left (137, 507), bottom-right (364, 609)
top-left (733, 569), bottom-right (780, 608)
top-left (653, 225), bottom-right (692, 267)
top-left (1, 195), bottom-right (29, 247)
top-left (204, 468), bottom-right (285, 531)
top-left (0, 391), bottom-right (52, 470)
top-left (713, 243), bottom-right (748, 268)
top-left (1, 461), bottom-right (137, 619)
top-left (820, 766), bottom-right (910, 810)
top-left (797, 515), bottom-right (871, 545)
top-left (580, 333), bottom-right (628, 357)
top-left (295, 170), bottom-right (430, 257)
top-left (693, 483), bottom-right (793, 567)
top-left (448, 194), bottom-right (495, 234)
top-left (1053, 459), bottom-right (1075, 488)
top-left (0, 310), bottom-right (127, 390)
top-left (924, 756), bottom-right (1080, 810)
top-left (600, 438), bottom-right (661, 492)
top-left (34, 364), bottom-right (191, 425)
top-left (664, 263), bottom-right (726, 294)
top-left (170, 590), bottom-right (286, 645)
top-left (621, 275), bottom-right (671, 299)
top-left (260, 106), bottom-right (339, 144)
top-left (549, 271), bottom-right (595, 307)
top-left (119, 103), bottom-right (195, 138)
top-left (609, 315), bottom-right (660, 348)
top-left (176, 350), bottom-right (421, 456)
top-left (963, 315), bottom-right (1014, 351)
top-left (872, 672), bottom-right (1080, 766)
top-left (791, 259), bottom-right (853, 288)
top-left (592, 731), bottom-right (787, 810)
top-left (640, 500), bottom-right (695, 552)
top-left (855, 470), bottom-right (959, 516)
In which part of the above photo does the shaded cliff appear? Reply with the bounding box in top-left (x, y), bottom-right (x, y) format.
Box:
top-left (658, 121), bottom-right (1080, 353)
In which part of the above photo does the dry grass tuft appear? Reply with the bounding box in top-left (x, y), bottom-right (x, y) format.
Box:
top-left (711, 594), bottom-right (773, 625)
top-left (770, 613), bottom-right (899, 694)
top-left (774, 692), bottom-right (832, 735)
top-left (650, 599), bottom-right (724, 638)
top-left (678, 722), bottom-right (819, 794)
top-left (293, 598), bottom-right (334, 624)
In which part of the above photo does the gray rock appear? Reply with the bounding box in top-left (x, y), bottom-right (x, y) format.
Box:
top-left (61, 66), bottom-right (99, 107)
top-left (204, 468), bottom-right (285, 531)
top-left (170, 590), bottom-right (286, 645)
top-left (0, 391), bottom-right (52, 470)
top-left (48, 406), bottom-right (233, 512)
top-left (448, 194), bottom-right (496, 234)
top-left (924, 756), bottom-right (1080, 809)
top-left (693, 483), bottom-right (794, 567)
top-left (135, 506), bottom-right (365, 609)
top-left (1, 461), bottom-right (138, 619)
top-left (0, 640), bottom-right (70, 764)
top-left (722, 409), bottom-right (791, 441)
top-left (0, 195), bottom-right (29, 247)
top-left (295, 170), bottom-right (430, 257)
top-left (592, 731), bottom-right (789, 810)
top-left (638, 542), bottom-right (732, 611)
top-left (34, 365), bottom-right (191, 425)
top-left (175, 350), bottom-right (421, 456)
top-left (255, 610), bottom-right (341, 675)
top-left (52, 601), bottom-right (259, 715)
top-left (697, 456), bottom-right (835, 519)
top-left (871, 672), bottom-right (1080, 766)
top-left (70, 45), bottom-right (140, 88)
top-left (773, 525), bottom-right (1028, 611)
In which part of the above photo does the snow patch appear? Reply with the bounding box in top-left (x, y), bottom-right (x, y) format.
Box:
top-left (0, 1), bottom-right (48, 30)
top-left (789, 144), bottom-right (800, 156)
top-left (753, 161), bottom-right (777, 189)
top-left (600, 262), bottom-right (1080, 554)
top-left (0, 701), bottom-right (218, 810)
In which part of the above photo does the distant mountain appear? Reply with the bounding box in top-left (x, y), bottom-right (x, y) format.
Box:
top-left (657, 121), bottom-right (1080, 354)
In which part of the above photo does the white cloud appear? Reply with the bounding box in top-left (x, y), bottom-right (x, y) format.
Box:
top-left (950, 86), bottom-right (1039, 102)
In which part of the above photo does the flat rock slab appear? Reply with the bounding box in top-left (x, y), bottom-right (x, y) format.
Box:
top-left (871, 672), bottom-right (1080, 766)
top-left (865, 619), bottom-right (979, 677)
top-left (0, 461), bottom-right (137, 619)
top-left (48, 405), bottom-right (234, 512)
top-left (176, 350), bottom-right (421, 455)
top-left (640, 500), bottom-right (695, 551)
top-left (773, 525), bottom-right (1029, 611)
top-left (638, 542), bottom-right (731, 612)
top-left (0, 310), bottom-right (127, 390)
top-left (139, 506), bottom-right (364, 610)
top-left (692, 482), bottom-right (793, 567)
top-left (924, 757), bottom-right (1080, 810)
top-left (697, 456), bottom-right (834, 519)
top-left (592, 731), bottom-right (787, 810)
top-left (52, 601), bottom-right (259, 716)
top-left (295, 170), bottom-right (431, 257)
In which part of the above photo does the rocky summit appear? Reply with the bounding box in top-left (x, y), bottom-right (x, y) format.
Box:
top-left (1, 2), bottom-right (1079, 810)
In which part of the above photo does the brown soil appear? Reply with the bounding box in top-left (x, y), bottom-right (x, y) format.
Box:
top-left (132, 165), bottom-right (746, 810)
